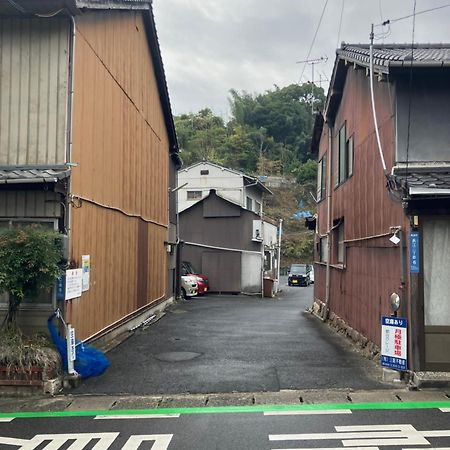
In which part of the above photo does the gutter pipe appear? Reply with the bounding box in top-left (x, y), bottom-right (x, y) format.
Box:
top-left (322, 121), bottom-right (333, 321)
top-left (369, 24), bottom-right (388, 175)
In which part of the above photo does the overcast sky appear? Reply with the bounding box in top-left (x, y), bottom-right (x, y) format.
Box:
top-left (153, 0), bottom-right (450, 119)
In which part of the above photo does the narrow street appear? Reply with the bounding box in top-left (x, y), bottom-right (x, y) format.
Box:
top-left (75, 278), bottom-right (386, 396)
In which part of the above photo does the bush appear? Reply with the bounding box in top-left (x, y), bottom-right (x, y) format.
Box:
top-left (0, 225), bottom-right (62, 328)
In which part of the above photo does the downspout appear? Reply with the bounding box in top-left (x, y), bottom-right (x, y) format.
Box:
top-left (276, 218), bottom-right (283, 293)
top-left (322, 121), bottom-right (333, 320)
top-left (66, 14), bottom-right (76, 238)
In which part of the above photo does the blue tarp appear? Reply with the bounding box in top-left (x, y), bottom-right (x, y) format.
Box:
top-left (48, 313), bottom-right (109, 379)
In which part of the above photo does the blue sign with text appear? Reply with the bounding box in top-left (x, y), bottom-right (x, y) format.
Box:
top-left (381, 316), bottom-right (408, 371)
top-left (410, 232), bottom-right (420, 273)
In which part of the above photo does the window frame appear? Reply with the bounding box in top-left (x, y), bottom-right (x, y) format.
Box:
top-left (187, 190), bottom-right (202, 200)
top-left (317, 154), bottom-right (327, 202)
top-left (335, 122), bottom-right (354, 187)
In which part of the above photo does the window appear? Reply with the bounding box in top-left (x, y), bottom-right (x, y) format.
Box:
top-left (200, 170), bottom-right (209, 175)
top-left (246, 196), bottom-right (253, 211)
top-left (255, 201), bottom-right (261, 214)
top-left (317, 154), bottom-right (327, 202)
top-left (336, 123), bottom-right (354, 185)
top-left (333, 220), bottom-right (345, 264)
top-left (319, 236), bottom-right (328, 263)
top-left (187, 191), bottom-right (202, 200)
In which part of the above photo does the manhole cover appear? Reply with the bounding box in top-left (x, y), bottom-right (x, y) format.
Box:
top-left (153, 351), bottom-right (202, 362)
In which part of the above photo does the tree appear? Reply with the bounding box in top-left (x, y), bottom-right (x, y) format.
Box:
top-left (0, 225), bottom-right (63, 330)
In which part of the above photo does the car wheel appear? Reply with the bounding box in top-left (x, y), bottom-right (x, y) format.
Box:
top-left (181, 288), bottom-right (187, 299)
top-left (288, 281), bottom-right (291, 286)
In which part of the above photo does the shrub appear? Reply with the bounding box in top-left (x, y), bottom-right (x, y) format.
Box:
top-left (0, 225), bottom-right (62, 328)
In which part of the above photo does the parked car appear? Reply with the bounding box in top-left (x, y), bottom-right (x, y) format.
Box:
top-left (288, 264), bottom-right (311, 287)
top-left (182, 261), bottom-right (209, 295)
top-left (180, 268), bottom-right (198, 299)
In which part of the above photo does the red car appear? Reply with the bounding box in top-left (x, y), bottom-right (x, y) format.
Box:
top-left (182, 261), bottom-right (209, 295)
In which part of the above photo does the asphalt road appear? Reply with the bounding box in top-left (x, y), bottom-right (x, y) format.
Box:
top-left (1, 405), bottom-right (450, 450)
top-left (75, 278), bottom-right (388, 395)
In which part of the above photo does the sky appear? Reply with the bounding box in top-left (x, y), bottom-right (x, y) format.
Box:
top-left (153, 0), bottom-right (450, 120)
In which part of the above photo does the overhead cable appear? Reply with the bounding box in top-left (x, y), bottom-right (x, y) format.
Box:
top-left (298, 0), bottom-right (329, 84)
top-left (375, 3), bottom-right (450, 26)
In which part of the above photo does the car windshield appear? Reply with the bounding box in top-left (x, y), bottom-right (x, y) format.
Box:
top-left (290, 266), bottom-right (307, 274)
top-left (183, 262), bottom-right (197, 273)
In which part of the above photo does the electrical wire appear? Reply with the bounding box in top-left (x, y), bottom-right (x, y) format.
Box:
top-left (298, 0), bottom-right (329, 84)
top-left (405, 0), bottom-right (417, 186)
top-left (336, 0), bottom-right (345, 49)
top-left (375, 3), bottom-right (450, 26)
top-left (5, 0), bottom-right (26, 13)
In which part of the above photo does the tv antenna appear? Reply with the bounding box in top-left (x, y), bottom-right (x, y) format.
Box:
top-left (296, 56), bottom-right (328, 114)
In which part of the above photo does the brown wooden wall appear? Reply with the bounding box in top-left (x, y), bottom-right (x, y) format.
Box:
top-left (315, 66), bottom-right (409, 345)
top-left (69, 11), bottom-right (169, 339)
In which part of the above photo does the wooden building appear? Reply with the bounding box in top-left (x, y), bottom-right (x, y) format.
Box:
top-left (312, 44), bottom-right (450, 372)
top-left (0, 0), bottom-right (180, 342)
top-left (179, 190), bottom-right (279, 294)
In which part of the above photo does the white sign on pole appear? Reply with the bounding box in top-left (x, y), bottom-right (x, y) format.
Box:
top-left (381, 316), bottom-right (408, 371)
top-left (68, 325), bottom-right (76, 362)
top-left (65, 269), bottom-right (83, 300)
top-left (81, 255), bottom-right (90, 292)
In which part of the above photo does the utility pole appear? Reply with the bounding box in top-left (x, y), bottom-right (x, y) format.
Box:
top-left (296, 56), bottom-right (328, 115)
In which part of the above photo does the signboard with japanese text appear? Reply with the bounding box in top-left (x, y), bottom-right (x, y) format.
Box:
top-left (81, 255), bottom-right (90, 292)
top-left (410, 231), bottom-right (420, 273)
top-left (381, 316), bottom-right (408, 371)
top-left (65, 269), bottom-right (83, 300)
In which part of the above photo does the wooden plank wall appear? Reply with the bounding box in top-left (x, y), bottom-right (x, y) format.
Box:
top-left (69, 11), bottom-right (169, 339)
top-left (315, 66), bottom-right (409, 345)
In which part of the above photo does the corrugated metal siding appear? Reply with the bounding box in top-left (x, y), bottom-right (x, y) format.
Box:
top-left (0, 191), bottom-right (61, 217)
top-left (315, 67), bottom-right (409, 345)
top-left (69, 10), bottom-right (169, 340)
top-left (0, 18), bottom-right (69, 165)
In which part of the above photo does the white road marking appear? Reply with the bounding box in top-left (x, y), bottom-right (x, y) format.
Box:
top-left (94, 414), bottom-right (180, 420)
top-left (439, 408), bottom-right (450, 412)
top-left (269, 424), bottom-right (432, 447)
top-left (0, 436), bottom-right (29, 446)
top-left (272, 447), bottom-right (380, 450)
top-left (122, 434), bottom-right (173, 450)
top-left (264, 409), bottom-right (352, 416)
top-left (0, 418), bottom-right (14, 422)
top-left (6, 432), bottom-right (120, 450)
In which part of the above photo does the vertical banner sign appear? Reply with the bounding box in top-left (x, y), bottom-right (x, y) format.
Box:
top-left (381, 316), bottom-right (408, 371)
top-left (66, 324), bottom-right (76, 375)
top-left (410, 231), bottom-right (420, 273)
top-left (81, 255), bottom-right (90, 292)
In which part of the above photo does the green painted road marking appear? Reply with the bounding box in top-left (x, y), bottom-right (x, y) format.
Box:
top-left (0, 401), bottom-right (450, 420)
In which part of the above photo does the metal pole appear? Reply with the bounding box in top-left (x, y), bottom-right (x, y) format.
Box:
top-left (276, 219), bottom-right (283, 292)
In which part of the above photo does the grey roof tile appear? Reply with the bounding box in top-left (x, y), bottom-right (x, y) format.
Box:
top-left (0, 168), bottom-right (70, 184)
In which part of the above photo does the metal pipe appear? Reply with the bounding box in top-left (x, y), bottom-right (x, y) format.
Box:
top-left (276, 218), bottom-right (283, 293)
top-left (369, 24), bottom-right (388, 174)
top-left (322, 121), bottom-right (333, 321)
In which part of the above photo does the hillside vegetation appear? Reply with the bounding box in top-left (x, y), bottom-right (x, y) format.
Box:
top-left (174, 82), bottom-right (323, 265)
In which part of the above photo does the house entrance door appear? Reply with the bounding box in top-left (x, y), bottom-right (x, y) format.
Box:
top-left (423, 217), bottom-right (450, 370)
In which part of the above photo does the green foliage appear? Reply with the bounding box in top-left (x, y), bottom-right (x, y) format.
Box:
top-left (282, 236), bottom-right (314, 263)
top-left (0, 225), bottom-right (63, 327)
top-left (292, 159), bottom-right (318, 186)
top-left (174, 83), bottom-right (325, 176)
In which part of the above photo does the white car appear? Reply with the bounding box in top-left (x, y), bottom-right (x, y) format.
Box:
top-left (181, 275), bottom-right (198, 299)
top-left (309, 267), bottom-right (314, 284)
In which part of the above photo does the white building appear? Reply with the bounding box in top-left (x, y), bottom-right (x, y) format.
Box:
top-left (177, 161), bottom-right (271, 215)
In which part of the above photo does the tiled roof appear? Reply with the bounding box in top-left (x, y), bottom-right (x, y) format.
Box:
top-left (393, 169), bottom-right (450, 195)
top-left (337, 44), bottom-right (450, 72)
top-left (0, 168), bottom-right (70, 184)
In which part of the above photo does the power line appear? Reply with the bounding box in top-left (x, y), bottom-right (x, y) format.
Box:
top-left (336, 0), bottom-right (345, 49)
top-left (298, 0), bottom-right (329, 84)
top-left (405, 0), bottom-right (417, 184)
top-left (376, 3), bottom-right (450, 26)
